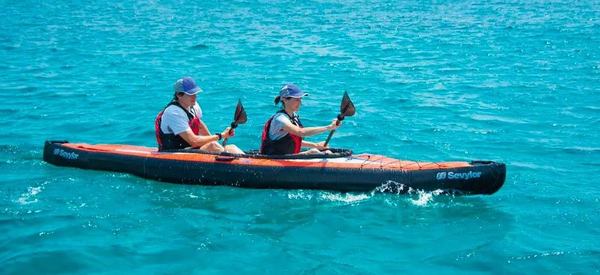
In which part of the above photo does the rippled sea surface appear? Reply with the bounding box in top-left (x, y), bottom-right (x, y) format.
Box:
top-left (1, 1), bottom-right (599, 273)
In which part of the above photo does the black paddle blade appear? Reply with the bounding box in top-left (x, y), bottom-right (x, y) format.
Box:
top-left (233, 99), bottom-right (247, 126)
top-left (340, 91), bottom-right (356, 117)
top-left (325, 91), bottom-right (355, 146)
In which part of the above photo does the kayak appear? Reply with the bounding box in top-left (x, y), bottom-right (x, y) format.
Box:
top-left (43, 140), bottom-right (506, 195)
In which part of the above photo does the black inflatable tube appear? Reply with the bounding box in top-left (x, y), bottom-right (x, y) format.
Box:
top-left (43, 141), bottom-right (505, 195)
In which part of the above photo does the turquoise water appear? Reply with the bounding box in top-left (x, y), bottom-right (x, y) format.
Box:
top-left (1, 0), bottom-right (599, 273)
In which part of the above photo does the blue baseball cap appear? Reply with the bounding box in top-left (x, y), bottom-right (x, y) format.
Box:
top-left (275, 84), bottom-right (308, 104)
top-left (174, 77), bottom-right (202, 95)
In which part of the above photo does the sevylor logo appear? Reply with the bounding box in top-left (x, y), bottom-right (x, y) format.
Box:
top-left (436, 172), bottom-right (447, 180)
top-left (53, 148), bottom-right (79, 160)
top-left (436, 171), bottom-right (482, 180)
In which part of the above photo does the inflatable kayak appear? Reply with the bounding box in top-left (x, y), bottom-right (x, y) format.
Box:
top-left (43, 140), bottom-right (505, 195)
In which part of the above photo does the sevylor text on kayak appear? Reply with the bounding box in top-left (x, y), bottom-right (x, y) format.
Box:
top-left (43, 141), bottom-right (505, 195)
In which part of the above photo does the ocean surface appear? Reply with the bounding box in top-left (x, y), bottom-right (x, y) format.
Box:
top-left (1, 0), bottom-right (599, 273)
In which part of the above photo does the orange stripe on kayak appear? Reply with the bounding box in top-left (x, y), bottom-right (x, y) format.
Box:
top-left (63, 143), bottom-right (472, 171)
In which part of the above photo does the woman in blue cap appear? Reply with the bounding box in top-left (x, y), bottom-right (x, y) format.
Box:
top-left (260, 84), bottom-right (340, 155)
top-left (155, 77), bottom-right (244, 154)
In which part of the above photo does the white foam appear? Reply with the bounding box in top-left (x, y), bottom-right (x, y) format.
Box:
top-left (409, 189), bottom-right (444, 207)
top-left (16, 186), bottom-right (43, 205)
top-left (320, 192), bottom-right (371, 203)
top-left (287, 191), bottom-right (314, 200)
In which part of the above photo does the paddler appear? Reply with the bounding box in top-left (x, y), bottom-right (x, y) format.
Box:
top-left (155, 77), bottom-right (244, 154)
top-left (260, 84), bottom-right (341, 155)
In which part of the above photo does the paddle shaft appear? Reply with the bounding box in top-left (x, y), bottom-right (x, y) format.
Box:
top-left (323, 91), bottom-right (355, 148)
top-left (323, 129), bottom-right (336, 147)
top-left (323, 115), bottom-right (344, 147)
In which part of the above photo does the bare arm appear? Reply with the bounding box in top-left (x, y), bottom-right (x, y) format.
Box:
top-left (281, 119), bottom-right (340, 138)
top-left (302, 140), bottom-right (330, 151)
top-left (302, 140), bottom-right (316, 148)
top-left (179, 129), bottom-right (220, 148)
top-left (301, 140), bottom-right (323, 149)
top-left (178, 127), bottom-right (234, 148)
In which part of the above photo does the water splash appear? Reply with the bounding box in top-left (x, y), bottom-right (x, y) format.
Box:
top-left (286, 181), bottom-right (447, 207)
top-left (287, 190), bottom-right (372, 204)
top-left (375, 181), bottom-right (446, 207)
top-left (16, 185), bottom-right (44, 205)
top-left (410, 189), bottom-right (445, 207)
top-left (374, 180), bottom-right (410, 194)
top-left (320, 192), bottom-right (371, 203)
top-left (287, 191), bottom-right (314, 200)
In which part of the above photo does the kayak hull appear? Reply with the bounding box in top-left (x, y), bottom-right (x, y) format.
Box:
top-left (43, 141), bottom-right (505, 195)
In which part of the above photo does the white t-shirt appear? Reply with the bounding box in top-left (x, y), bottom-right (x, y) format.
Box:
top-left (160, 102), bottom-right (203, 135)
top-left (268, 112), bottom-right (298, 140)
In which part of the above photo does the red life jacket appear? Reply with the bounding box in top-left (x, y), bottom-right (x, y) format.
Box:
top-left (260, 110), bottom-right (303, 155)
top-left (155, 101), bottom-right (201, 151)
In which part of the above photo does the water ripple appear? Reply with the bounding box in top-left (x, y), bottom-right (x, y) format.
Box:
top-left (1, 0), bottom-right (599, 273)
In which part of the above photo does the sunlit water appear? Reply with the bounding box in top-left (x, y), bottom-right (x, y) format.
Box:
top-left (1, 1), bottom-right (599, 273)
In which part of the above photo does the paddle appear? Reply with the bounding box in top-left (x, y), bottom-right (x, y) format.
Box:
top-left (222, 99), bottom-right (247, 146)
top-left (323, 91), bottom-right (355, 147)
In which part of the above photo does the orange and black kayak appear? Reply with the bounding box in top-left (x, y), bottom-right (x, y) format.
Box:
top-left (43, 140), bottom-right (505, 195)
